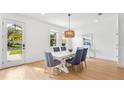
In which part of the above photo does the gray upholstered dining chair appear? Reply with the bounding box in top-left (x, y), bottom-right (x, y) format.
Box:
top-left (66, 49), bottom-right (83, 72)
top-left (53, 47), bottom-right (60, 52)
top-left (44, 52), bottom-right (61, 74)
top-left (61, 47), bottom-right (67, 51)
top-left (81, 48), bottom-right (88, 68)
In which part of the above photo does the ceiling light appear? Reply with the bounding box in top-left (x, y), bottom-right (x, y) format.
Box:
top-left (64, 14), bottom-right (75, 38)
top-left (98, 13), bottom-right (103, 16)
top-left (41, 13), bottom-right (46, 15)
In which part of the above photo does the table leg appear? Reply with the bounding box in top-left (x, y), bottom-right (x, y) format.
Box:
top-left (57, 59), bottom-right (69, 73)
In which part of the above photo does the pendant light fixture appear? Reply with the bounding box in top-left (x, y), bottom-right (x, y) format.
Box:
top-left (64, 13), bottom-right (75, 38)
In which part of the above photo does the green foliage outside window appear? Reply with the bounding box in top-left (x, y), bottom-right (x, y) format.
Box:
top-left (61, 34), bottom-right (66, 46)
top-left (50, 32), bottom-right (56, 47)
top-left (50, 32), bottom-right (66, 47)
top-left (7, 24), bottom-right (22, 55)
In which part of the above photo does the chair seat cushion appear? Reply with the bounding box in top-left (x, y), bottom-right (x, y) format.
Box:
top-left (66, 61), bottom-right (79, 65)
top-left (66, 49), bottom-right (83, 65)
top-left (51, 59), bottom-right (61, 67)
top-left (66, 58), bottom-right (79, 65)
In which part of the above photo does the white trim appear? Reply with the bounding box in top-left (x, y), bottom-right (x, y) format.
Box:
top-left (2, 19), bottom-right (25, 68)
top-left (117, 63), bottom-right (124, 68)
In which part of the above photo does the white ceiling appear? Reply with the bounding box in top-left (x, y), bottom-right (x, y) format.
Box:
top-left (16, 13), bottom-right (117, 29)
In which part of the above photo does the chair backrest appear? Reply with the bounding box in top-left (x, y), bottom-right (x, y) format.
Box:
top-left (81, 48), bottom-right (88, 61)
top-left (61, 47), bottom-right (66, 51)
top-left (77, 47), bottom-right (83, 50)
top-left (71, 49), bottom-right (83, 65)
top-left (44, 52), bottom-right (54, 67)
top-left (53, 47), bottom-right (60, 52)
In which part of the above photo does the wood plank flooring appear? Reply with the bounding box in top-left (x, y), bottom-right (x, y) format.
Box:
top-left (0, 58), bottom-right (124, 80)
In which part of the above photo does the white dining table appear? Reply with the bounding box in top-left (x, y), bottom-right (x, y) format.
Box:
top-left (52, 51), bottom-right (75, 73)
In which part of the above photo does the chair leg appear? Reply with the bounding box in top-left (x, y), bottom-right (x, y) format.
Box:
top-left (84, 61), bottom-right (87, 69)
top-left (78, 64), bottom-right (83, 72)
top-left (80, 63), bottom-right (83, 70)
top-left (73, 65), bottom-right (78, 72)
top-left (44, 66), bottom-right (53, 74)
top-left (72, 65), bottom-right (82, 72)
top-left (44, 64), bottom-right (48, 73)
top-left (48, 67), bottom-right (55, 78)
top-left (50, 67), bottom-right (53, 74)
top-left (70, 65), bottom-right (73, 71)
top-left (50, 67), bottom-right (61, 76)
top-left (72, 65), bottom-right (75, 71)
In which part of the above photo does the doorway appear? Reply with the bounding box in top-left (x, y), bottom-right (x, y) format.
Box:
top-left (2, 20), bottom-right (25, 68)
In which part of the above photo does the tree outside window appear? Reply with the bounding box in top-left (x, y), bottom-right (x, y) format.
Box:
top-left (50, 32), bottom-right (57, 47)
top-left (7, 24), bottom-right (22, 55)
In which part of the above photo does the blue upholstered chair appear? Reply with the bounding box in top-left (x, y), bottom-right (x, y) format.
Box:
top-left (81, 48), bottom-right (88, 68)
top-left (44, 52), bottom-right (61, 74)
top-left (77, 47), bottom-right (83, 50)
top-left (53, 47), bottom-right (60, 52)
top-left (66, 49), bottom-right (83, 71)
top-left (61, 47), bottom-right (66, 51)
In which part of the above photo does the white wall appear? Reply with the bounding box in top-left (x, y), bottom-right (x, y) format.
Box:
top-left (118, 13), bottom-right (124, 67)
top-left (72, 15), bottom-right (118, 61)
top-left (0, 13), bottom-right (119, 68)
top-left (0, 13), bottom-right (65, 67)
top-left (71, 29), bottom-right (83, 51)
top-left (0, 15), bottom-right (2, 67)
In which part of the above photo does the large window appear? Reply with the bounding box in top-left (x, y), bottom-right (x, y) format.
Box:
top-left (50, 32), bottom-right (57, 47)
top-left (61, 34), bottom-right (66, 46)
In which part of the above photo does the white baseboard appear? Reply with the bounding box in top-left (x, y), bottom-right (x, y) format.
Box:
top-left (118, 64), bottom-right (124, 68)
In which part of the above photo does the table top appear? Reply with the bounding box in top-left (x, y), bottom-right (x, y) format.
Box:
top-left (52, 51), bottom-right (75, 59)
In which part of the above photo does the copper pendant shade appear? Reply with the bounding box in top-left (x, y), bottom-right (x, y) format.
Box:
top-left (64, 29), bottom-right (75, 38)
top-left (64, 14), bottom-right (75, 38)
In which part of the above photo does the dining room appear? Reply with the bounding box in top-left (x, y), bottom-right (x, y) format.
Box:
top-left (43, 13), bottom-right (119, 75)
top-left (0, 13), bottom-right (123, 80)
top-left (1, 1), bottom-right (124, 93)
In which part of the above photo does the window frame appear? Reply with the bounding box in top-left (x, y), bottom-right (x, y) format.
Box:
top-left (50, 30), bottom-right (58, 47)
top-left (61, 33), bottom-right (66, 47)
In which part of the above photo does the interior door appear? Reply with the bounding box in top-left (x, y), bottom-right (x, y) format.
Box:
top-left (2, 19), bottom-right (25, 68)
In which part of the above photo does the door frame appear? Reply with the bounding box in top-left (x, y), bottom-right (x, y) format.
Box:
top-left (2, 19), bottom-right (25, 68)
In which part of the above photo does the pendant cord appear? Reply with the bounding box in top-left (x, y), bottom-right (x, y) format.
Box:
top-left (68, 13), bottom-right (71, 31)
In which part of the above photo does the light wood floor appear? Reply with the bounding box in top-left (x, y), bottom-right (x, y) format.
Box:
top-left (0, 58), bottom-right (124, 80)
